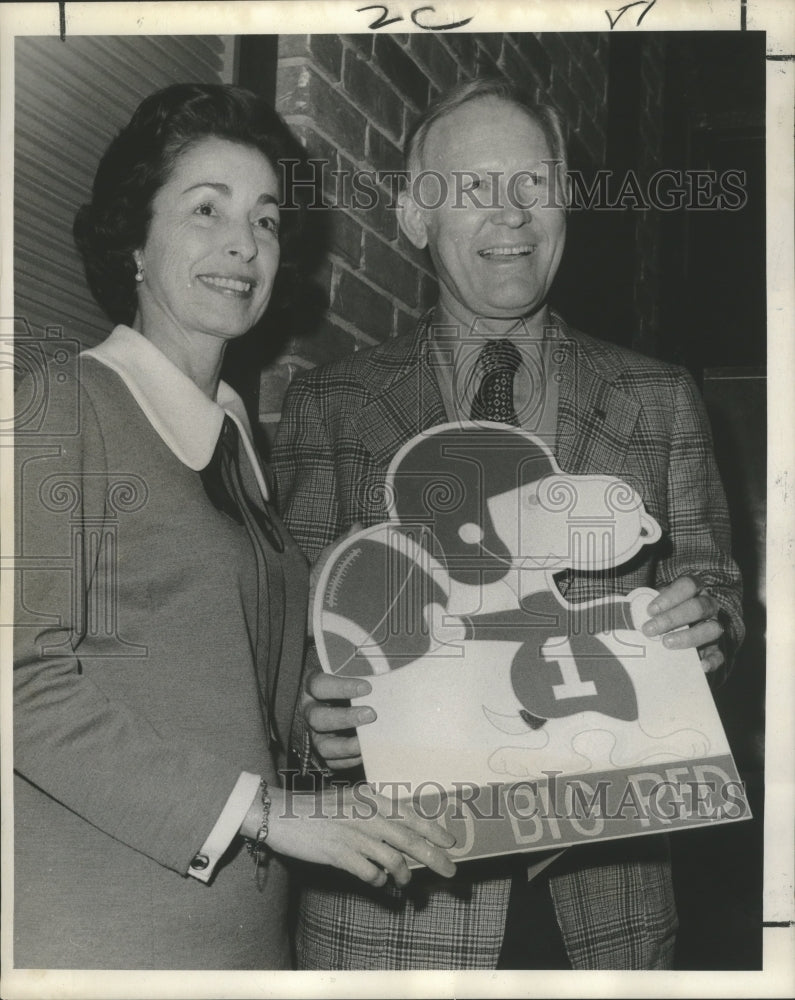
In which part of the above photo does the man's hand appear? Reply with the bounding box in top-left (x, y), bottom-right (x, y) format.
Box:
top-left (641, 574), bottom-right (725, 674)
top-left (302, 669), bottom-right (375, 770)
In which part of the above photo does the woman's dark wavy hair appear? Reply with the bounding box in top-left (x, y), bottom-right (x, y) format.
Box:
top-left (73, 83), bottom-right (307, 326)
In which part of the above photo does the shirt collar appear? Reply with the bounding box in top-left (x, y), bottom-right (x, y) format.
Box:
top-left (82, 325), bottom-right (269, 498)
top-left (425, 310), bottom-right (566, 435)
top-left (424, 307), bottom-right (568, 346)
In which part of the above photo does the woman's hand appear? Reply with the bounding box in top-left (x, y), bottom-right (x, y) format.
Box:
top-left (263, 785), bottom-right (458, 887)
top-left (307, 523), bottom-right (364, 638)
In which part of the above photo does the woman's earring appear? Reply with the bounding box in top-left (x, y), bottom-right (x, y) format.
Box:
top-left (134, 256), bottom-right (144, 283)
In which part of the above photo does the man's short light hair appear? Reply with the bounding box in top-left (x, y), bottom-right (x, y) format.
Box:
top-left (404, 77), bottom-right (568, 177)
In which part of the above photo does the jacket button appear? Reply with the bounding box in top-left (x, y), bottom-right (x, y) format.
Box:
top-left (191, 854), bottom-right (209, 871)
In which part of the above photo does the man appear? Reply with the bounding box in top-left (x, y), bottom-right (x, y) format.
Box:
top-left (272, 78), bottom-right (744, 970)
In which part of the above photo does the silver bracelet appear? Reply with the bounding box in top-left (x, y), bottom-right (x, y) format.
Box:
top-left (246, 779), bottom-right (271, 884)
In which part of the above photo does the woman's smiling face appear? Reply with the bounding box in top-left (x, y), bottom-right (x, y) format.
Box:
top-left (135, 136), bottom-right (281, 344)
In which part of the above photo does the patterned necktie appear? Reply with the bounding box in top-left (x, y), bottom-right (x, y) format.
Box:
top-left (469, 339), bottom-right (522, 426)
top-left (199, 414), bottom-right (285, 742)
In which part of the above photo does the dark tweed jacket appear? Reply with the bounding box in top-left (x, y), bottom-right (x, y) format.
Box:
top-left (272, 316), bottom-right (744, 970)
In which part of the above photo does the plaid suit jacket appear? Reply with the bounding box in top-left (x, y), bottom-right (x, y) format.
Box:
top-left (272, 316), bottom-right (744, 970)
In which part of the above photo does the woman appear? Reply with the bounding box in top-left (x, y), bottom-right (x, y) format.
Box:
top-left (13, 84), bottom-right (455, 971)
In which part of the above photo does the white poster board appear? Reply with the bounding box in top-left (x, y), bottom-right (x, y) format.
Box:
top-left (315, 423), bottom-right (750, 862)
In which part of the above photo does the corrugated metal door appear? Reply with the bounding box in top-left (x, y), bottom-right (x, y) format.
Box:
top-left (14, 35), bottom-right (231, 348)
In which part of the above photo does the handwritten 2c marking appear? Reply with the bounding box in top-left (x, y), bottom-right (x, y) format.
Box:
top-left (357, 4), bottom-right (474, 31)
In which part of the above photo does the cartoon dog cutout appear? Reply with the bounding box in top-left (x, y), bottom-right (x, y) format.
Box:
top-left (314, 423), bottom-right (721, 789)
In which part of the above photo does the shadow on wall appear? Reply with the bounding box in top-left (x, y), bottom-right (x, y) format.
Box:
top-left (549, 151), bottom-right (636, 349)
top-left (672, 370), bottom-right (766, 971)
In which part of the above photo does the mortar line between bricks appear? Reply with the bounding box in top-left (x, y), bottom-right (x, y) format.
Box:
top-left (337, 206), bottom-right (406, 260)
top-left (329, 197), bottom-right (434, 281)
top-left (430, 36), bottom-right (470, 78)
top-left (366, 118), bottom-right (407, 163)
top-left (341, 54), bottom-right (409, 143)
top-left (277, 54), bottom-right (341, 91)
top-left (332, 253), bottom-right (423, 317)
top-left (371, 37), bottom-right (431, 112)
top-left (283, 114), bottom-right (395, 180)
top-left (362, 226), bottom-right (435, 281)
top-left (320, 311), bottom-right (382, 348)
top-left (282, 62), bottom-right (375, 141)
top-left (272, 354), bottom-right (315, 372)
top-left (344, 40), bottom-right (428, 111)
top-left (406, 39), bottom-right (456, 91)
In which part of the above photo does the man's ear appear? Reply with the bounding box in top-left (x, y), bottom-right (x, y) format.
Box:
top-left (397, 189), bottom-right (429, 249)
top-left (560, 168), bottom-right (572, 213)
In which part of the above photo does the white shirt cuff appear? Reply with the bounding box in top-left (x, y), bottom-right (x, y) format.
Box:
top-left (187, 771), bottom-right (262, 882)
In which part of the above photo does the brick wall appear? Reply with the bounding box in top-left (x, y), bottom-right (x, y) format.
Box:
top-left (259, 32), bottom-right (620, 433)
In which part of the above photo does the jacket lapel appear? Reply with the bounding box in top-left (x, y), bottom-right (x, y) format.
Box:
top-left (555, 333), bottom-right (641, 478)
top-left (353, 323), bottom-right (448, 469)
top-left (351, 317), bottom-right (643, 496)
top-left (553, 331), bottom-right (644, 598)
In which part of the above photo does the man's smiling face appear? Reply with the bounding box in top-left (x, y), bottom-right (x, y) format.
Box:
top-left (403, 97), bottom-right (567, 331)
